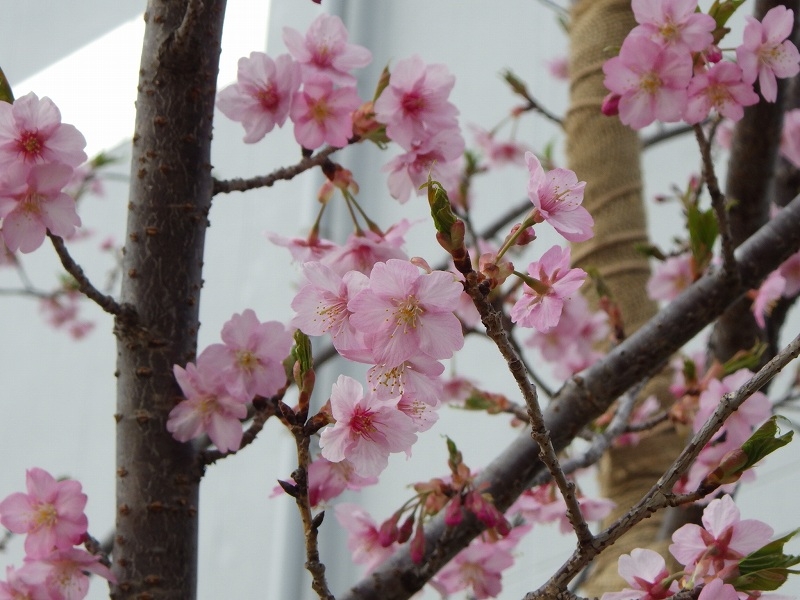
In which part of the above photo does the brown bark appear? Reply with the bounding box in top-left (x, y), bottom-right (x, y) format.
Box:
top-left (112, 2), bottom-right (226, 598)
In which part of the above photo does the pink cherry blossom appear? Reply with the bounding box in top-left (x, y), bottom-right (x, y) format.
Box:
top-left (373, 55), bottom-right (460, 150)
top-left (320, 220), bottom-right (411, 276)
top-left (366, 357), bottom-right (444, 406)
top-left (21, 548), bottom-right (115, 600)
top-left (603, 35), bottom-right (693, 129)
top-left (647, 253), bottom-right (694, 301)
top-left (383, 129), bottom-right (464, 203)
top-left (0, 468), bottom-right (88, 559)
top-left (600, 548), bottom-right (679, 600)
top-left (751, 269), bottom-right (786, 328)
top-left (0, 92), bottom-right (87, 170)
top-left (685, 62), bottom-right (760, 124)
top-left (272, 457), bottom-right (377, 507)
top-left (291, 262), bottom-right (369, 358)
top-left (780, 109), bottom-right (800, 168)
top-left (216, 52), bottom-right (301, 143)
top-left (266, 231), bottom-right (337, 263)
top-left (167, 353), bottom-right (250, 453)
top-left (318, 375), bottom-right (418, 477)
top-left (697, 578), bottom-right (740, 600)
top-left (693, 369), bottom-right (771, 445)
top-left (736, 6), bottom-right (800, 103)
top-left (545, 56), bottom-right (570, 81)
top-left (348, 259), bottom-right (465, 369)
top-left (396, 395), bottom-right (440, 432)
top-left (282, 14), bottom-right (371, 86)
top-left (670, 495), bottom-right (773, 576)
top-left (0, 163), bottom-right (81, 253)
top-left (778, 249), bottom-right (800, 296)
top-left (0, 565), bottom-right (49, 600)
top-left (334, 503), bottom-right (396, 573)
top-left (470, 125), bottom-right (531, 167)
top-left (525, 152), bottom-right (593, 242)
top-left (289, 76), bottom-right (361, 149)
top-left (630, 0), bottom-right (716, 52)
top-left (433, 537), bottom-right (515, 599)
top-left (510, 245), bottom-right (588, 332)
top-left (200, 310), bottom-right (292, 399)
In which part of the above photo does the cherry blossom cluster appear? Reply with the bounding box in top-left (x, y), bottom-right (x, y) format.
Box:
top-left (602, 0), bottom-right (800, 129)
top-left (0, 468), bottom-right (114, 599)
top-left (167, 309), bottom-right (293, 452)
top-left (0, 93), bottom-right (86, 253)
top-left (602, 495), bottom-right (787, 600)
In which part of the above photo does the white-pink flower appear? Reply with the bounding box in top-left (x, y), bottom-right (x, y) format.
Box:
top-left (0, 468), bottom-right (88, 559)
top-left (334, 503), bottom-right (396, 573)
top-left (510, 245), bottom-right (588, 332)
top-left (216, 52), bottom-right (301, 143)
top-left (736, 6), bottom-right (800, 102)
top-left (751, 269), bottom-right (787, 328)
top-left (603, 34), bottom-right (693, 129)
top-left (282, 14), bottom-right (371, 86)
top-left (670, 495), bottom-right (773, 576)
top-left (167, 353), bottom-right (250, 453)
top-left (433, 538), bottom-right (515, 600)
top-left (684, 61), bottom-right (759, 124)
top-left (200, 310), bottom-right (292, 399)
top-left (373, 55), bottom-right (460, 150)
top-left (366, 357), bottom-right (444, 406)
top-left (0, 163), bottom-right (81, 253)
top-left (600, 548), bottom-right (679, 600)
top-left (0, 92), bottom-right (87, 170)
top-left (21, 548), bottom-right (115, 600)
top-left (320, 221), bottom-right (410, 276)
top-left (647, 253), bottom-right (694, 301)
top-left (348, 259), bottom-right (465, 369)
top-left (290, 76), bottom-right (361, 149)
top-left (630, 0), bottom-right (716, 52)
top-left (0, 565), bottom-right (49, 600)
top-left (525, 152), bottom-right (593, 242)
top-left (319, 375), bottom-right (417, 477)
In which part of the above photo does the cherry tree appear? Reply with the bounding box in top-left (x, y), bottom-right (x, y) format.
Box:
top-left (2, 1), bottom-right (800, 599)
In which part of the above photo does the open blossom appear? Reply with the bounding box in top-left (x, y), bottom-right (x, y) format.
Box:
top-left (319, 375), bottom-right (417, 477)
top-left (470, 125), bottom-right (531, 167)
top-left (335, 504), bottom-right (397, 573)
top-left (373, 54), bottom-right (460, 150)
top-left (348, 259), bottom-right (464, 369)
top-left (433, 537), bottom-right (517, 599)
top-left (272, 457), bottom-right (377, 507)
top-left (647, 253), bottom-right (694, 301)
top-left (290, 76), bottom-right (361, 149)
top-left (320, 222), bottom-right (411, 277)
top-left (21, 548), bottom-right (115, 600)
top-left (167, 353), bottom-right (250, 453)
top-left (0, 92), bottom-right (87, 170)
top-left (525, 152), bottom-right (593, 242)
top-left (630, 0), bottom-right (715, 52)
top-left (751, 269), bottom-right (787, 328)
top-left (366, 357), bottom-right (444, 406)
top-left (0, 565), bottom-right (49, 600)
top-left (736, 6), bottom-right (800, 103)
top-left (510, 245), bottom-right (588, 332)
top-left (600, 548), bottom-right (679, 600)
top-left (0, 468), bottom-right (88, 559)
top-left (0, 162), bottom-right (82, 253)
top-left (216, 52), bottom-right (301, 143)
top-left (200, 310), bottom-right (292, 399)
top-left (282, 14), bottom-right (371, 86)
top-left (670, 495), bottom-right (773, 576)
top-left (684, 61), bottom-right (759, 124)
top-left (603, 34), bottom-right (693, 129)
top-left (266, 231), bottom-right (337, 263)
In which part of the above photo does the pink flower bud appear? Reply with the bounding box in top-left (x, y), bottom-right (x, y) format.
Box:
top-left (444, 495), bottom-right (463, 527)
top-left (410, 524), bottom-right (426, 564)
top-left (397, 515), bottom-right (414, 544)
top-left (601, 93), bottom-right (620, 117)
top-left (378, 515), bottom-right (399, 547)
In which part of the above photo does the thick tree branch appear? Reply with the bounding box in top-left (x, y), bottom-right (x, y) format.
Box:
top-left (342, 193), bottom-right (800, 600)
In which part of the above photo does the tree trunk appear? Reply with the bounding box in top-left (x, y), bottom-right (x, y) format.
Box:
top-left (112, 2), bottom-right (226, 597)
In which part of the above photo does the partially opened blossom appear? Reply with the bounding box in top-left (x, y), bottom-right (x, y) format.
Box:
top-left (670, 495), bottom-right (773, 576)
top-left (510, 245), bottom-right (588, 332)
top-left (0, 468), bottom-right (88, 559)
top-left (737, 6), bottom-right (800, 102)
top-left (283, 14), bottom-right (371, 85)
top-left (290, 77), bottom-right (361, 149)
top-left (0, 92), bottom-right (86, 169)
top-left (216, 52), bottom-right (301, 143)
top-left (630, 0), bottom-right (715, 52)
top-left (525, 152), bottom-right (593, 242)
top-left (603, 35), bottom-right (693, 129)
top-left (348, 259), bottom-right (464, 369)
top-left (21, 548), bottom-right (115, 600)
top-left (600, 548), bottom-right (678, 600)
top-left (318, 375), bottom-right (417, 477)
top-left (684, 61), bottom-right (759, 124)
top-left (373, 55), bottom-right (460, 150)
top-left (335, 504), bottom-right (396, 573)
top-left (201, 310), bottom-right (292, 399)
top-left (167, 353), bottom-right (250, 453)
top-left (0, 163), bottom-right (82, 253)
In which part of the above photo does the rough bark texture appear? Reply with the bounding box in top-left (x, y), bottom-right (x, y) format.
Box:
top-left (112, 2), bottom-right (226, 598)
top-left (343, 194), bottom-right (800, 599)
top-left (564, 0), bottom-right (684, 593)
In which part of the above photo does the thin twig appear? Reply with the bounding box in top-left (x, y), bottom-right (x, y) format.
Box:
top-left (48, 233), bottom-right (134, 319)
top-left (641, 124), bottom-right (696, 149)
top-left (693, 124), bottom-right (736, 274)
top-left (526, 332), bottom-right (800, 597)
top-left (213, 146), bottom-right (341, 195)
top-left (521, 98), bottom-right (564, 128)
top-left (200, 398), bottom-right (279, 465)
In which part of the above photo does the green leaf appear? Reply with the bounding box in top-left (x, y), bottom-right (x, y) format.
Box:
top-left (686, 205), bottom-right (718, 272)
top-left (634, 243), bottom-right (667, 261)
top-left (292, 330), bottom-right (313, 375)
top-left (739, 416), bottom-right (794, 473)
top-left (722, 342), bottom-right (767, 376)
top-left (464, 393), bottom-right (494, 411)
top-left (708, 0), bottom-right (747, 31)
top-left (733, 528), bottom-right (800, 591)
top-left (0, 66), bottom-right (13, 103)
top-left (422, 176), bottom-right (457, 237)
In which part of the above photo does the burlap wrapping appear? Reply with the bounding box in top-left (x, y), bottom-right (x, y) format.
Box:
top-left (564, 0), bottom-right (686, 595)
